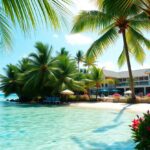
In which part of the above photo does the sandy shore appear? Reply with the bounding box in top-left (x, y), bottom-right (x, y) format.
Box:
top-left (70, 102), bottom-right (150, 113)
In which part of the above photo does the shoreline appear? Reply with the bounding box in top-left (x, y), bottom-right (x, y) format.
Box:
top-left (70, 102), bottom-right (150, 113)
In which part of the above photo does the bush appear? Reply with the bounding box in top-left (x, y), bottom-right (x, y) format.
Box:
top-left (130, 111), bottom-right (150, 150)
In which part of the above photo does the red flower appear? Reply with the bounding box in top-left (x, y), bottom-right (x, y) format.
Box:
top-left (147, 127), bottom-right (150, 132)
top-left (131, 119), bottom-right (140, 131)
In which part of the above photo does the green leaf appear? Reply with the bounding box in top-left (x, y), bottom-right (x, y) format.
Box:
top-left (118, 48), bottom-right (126, 68)
top-left (72, 10), bottom-right (112, 33)
top-left (86, 27), bottom-right (118, 59)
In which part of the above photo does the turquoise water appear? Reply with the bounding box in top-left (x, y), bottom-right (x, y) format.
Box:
top-left (0, 94), bottom-right (138, 150)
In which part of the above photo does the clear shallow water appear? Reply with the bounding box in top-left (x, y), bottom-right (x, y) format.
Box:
top-left (0, 95), bottom-right (138, 150)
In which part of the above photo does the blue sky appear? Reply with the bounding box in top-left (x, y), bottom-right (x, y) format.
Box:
top-left (0, 0), bottom-right (150, 74)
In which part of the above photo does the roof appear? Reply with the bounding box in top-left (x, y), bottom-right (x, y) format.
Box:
top-left (103, 68), bottom-right (150, 78)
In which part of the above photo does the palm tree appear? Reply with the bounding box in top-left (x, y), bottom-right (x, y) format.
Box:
top-left (23, 42), bottom-right (57, 97)
top-left (84, 56), bottom-right (95, 70)
top-left (0, 64), bottom-right (21, 97)
top-left (54, 55), bottom-right (83, 93)
top-left (90, 66), bottom-right (104, 101)
top-left (72, 4), bottom-right (150, 103)
top-left (18, 58), bottom-right (31, 73)
top-left (75, 50), bottom-right (84, 71)
top-left (0, 0), bottom-right (72, 48)
top-left (57, 47), bottom-right (69, 56)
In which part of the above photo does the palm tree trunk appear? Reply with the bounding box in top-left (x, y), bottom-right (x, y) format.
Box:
top-left (96, 86), bottom-right (98, 101)
top-left (122, 30), bottom-right (136, 103)
top-left (78, 61), bottom-right (80, 72)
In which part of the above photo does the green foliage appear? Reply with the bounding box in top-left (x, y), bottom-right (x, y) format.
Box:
top-left (72, 2), bottom-right (150, 67)
top-left (22, 42), bottom-right (57, 97)
top-left (54, 55), bottom-right (84, 93)
top-left (75, 50), bottom-right (84, 71)
top-left (0, 64), bottom-right (20, 97)
top-left (89, 66), bottom-right (104, 87)
top-left (0, 9), bottom-right (12, 49)
top-left (57, 47), bottom-right (69, 56)
top-left (0, 42), bottom-right (88, 102)
top-left (100, 0), bottom-right (150, 19)
top-left (1, 0), bottom-right (72, 49)
top-left (130, 111), bottom-right (150, 149)
top-left (84, 56), bottom-right (95, 69)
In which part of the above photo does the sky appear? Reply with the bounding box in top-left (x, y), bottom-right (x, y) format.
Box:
top-left (0, 0), bottom-right (150, 74)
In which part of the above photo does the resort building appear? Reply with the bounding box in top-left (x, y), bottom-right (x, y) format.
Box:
top-left (103, 69), bottom-right (150, 95)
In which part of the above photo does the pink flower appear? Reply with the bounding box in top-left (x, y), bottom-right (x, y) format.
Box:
top-left (131, 119), bottom-right (140, 131)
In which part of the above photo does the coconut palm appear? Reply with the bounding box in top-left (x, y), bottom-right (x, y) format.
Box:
top-left (72, 4), bottom-right (150, 103)
top-left (54, 55), bottom-right (83, 94)
top-left (0, 0), bottom-right (72, 48)
top-left (99, 0), bottom-right (150, 19)
top-left (84, 56), bottom-right (95, 70)
top-left (23, 42), bottom-right (57, 97)
top-left (90, 66), bottom-right (104, 101)
top-left (18, 58), bottom-right (31, 73)
top-left (0, 64), bottom-right (21, 97)
top-left (75, 50), bottom-right (84, 71)
top-left (57, 47), bottom-right (69, 56)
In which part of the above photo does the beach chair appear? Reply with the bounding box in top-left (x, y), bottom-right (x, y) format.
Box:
top-left (53, 97), bottom-right (60, 104)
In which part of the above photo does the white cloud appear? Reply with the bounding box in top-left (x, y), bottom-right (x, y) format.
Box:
top-left (53, 34), bottom-right (59, 38)
top-left (73, 0), bottom-right (97, 13)
top-left (65, 33), bottom-right (93, 45)
top-left (96, 61), bottom-right (117, 71)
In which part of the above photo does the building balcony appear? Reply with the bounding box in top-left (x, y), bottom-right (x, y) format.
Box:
top-left (117, 81), bottom-right (150, 87)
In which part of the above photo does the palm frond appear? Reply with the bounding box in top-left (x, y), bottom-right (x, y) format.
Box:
top-left (72, 10), bottom-right (111, 33)
top-left (118, 48), bottom-right (126, 68)
top-left (86, 27), bottom-right (118, 59)
top-left (127, 27), bottom-right (146, 64)
top-left (127, 27), bottom-right (150, 50)
top-left (0, 8), bottom-right (12, 49)
top-left (102, 0), bottom-right (135, 15)
top-left (2, 0), bottom-right (72, 31)
top-left (129, 13), bottom-right (150, 30)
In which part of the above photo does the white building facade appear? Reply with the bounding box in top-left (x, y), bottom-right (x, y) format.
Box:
top-left (103, 69), bottom-right (150, 95)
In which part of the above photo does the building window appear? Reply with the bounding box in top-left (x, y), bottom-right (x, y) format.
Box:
top-left (122, 78), bottom-right (126, 82)
top-left (143, 76), bottom-right (148, 80)
top-left (139, 77), bottom-right (144, 81)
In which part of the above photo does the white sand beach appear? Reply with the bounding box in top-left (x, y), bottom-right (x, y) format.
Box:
top-left (70, 102), bottom-right (150, 113)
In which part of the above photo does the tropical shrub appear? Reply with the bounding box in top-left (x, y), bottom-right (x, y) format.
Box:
top-left (130, 111), bottom-right (150, 150)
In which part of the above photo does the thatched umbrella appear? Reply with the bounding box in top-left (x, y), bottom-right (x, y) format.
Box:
top-left (61, 89), bottom-right (74, 95)
top-left (60, 89), bottom-right (74, 102)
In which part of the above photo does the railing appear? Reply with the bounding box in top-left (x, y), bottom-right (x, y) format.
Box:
top-left (117, 81), bottom-right (150, 87)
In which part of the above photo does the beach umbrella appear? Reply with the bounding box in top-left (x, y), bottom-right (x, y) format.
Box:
top-left (146, 93), bottom-right (150, 97)
top-left (124, 90), bottom-right (132, 94)
top-left (61, 89), bottom-right (74, 102)
top-left (61, 89), bottom-right (74, 95)
top-left (113, 93), bottom-right (121, 100)
top-left (113, 93), bottom-right (121, 97)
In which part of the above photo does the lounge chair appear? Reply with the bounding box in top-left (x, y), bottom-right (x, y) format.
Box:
top-left (43, 97), bottom-right (60, 104)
